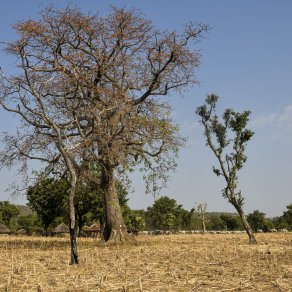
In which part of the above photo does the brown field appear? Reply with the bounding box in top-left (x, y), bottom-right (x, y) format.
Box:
top-left (0, 233), bottom-right (291, 291)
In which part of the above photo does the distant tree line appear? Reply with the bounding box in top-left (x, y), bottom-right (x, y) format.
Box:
top-left (1, 194), bottom-right (291, 234)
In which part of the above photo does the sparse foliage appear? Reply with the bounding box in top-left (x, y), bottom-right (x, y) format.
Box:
top-left (196, 94), bottom-right (257, 244)
top-left (195, 202), bottom-right (207, 233)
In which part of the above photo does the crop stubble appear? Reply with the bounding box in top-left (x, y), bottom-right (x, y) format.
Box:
top-left (0, 233), bottom-right (291, 291)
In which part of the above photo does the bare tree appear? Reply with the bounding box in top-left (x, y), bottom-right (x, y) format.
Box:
top-left (196, 94), bottom-right (257, 244)
top-left (0, 6), bottom-right (209, 248)
top-left (196, 202), bottom-right (207, 234)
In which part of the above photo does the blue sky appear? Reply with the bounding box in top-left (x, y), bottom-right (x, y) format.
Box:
top-left (0, 0), bottom-right (291, 217)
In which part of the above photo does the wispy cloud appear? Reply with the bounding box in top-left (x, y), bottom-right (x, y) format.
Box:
top-left (251, 113), bottom-right (278, 128)
top-left (251, 104), bottom-right (292, 142)
top-left (278, 104), bottom-right (292, 129)
top-left (251, 104), bottom-right (292, 130)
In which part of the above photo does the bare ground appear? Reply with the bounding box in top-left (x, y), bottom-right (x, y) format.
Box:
top-left (0, 233), bottom-right (291, 291)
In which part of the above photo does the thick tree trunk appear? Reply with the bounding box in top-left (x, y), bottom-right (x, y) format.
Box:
top-left (233, 203), bottom-right (257, 244)
top-left (102, 166), bottom-right (130, 243)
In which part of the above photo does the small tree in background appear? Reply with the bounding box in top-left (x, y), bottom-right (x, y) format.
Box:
top-left (195, 202), bottom-right (207, 234)
top-left (220, 213), bottom-right (242, 231)
top-left (206, 214), bottom-right (225, 231)
top-left (27, 177), bottom-right (68, 235)
top-left (146, 196), bottom-right (178, 231)
top-left (196, 94), bottom-right (257, 244)
top-left (282, 204), bottom-right (292, 230)
top-left (17, 214), bottom-right (41, 234)
top-left (123, 208), bottom-right (146, 234)
top-left (0, 201), bottom-right (20, 227)
top-left (247, 210), bottom-right (267, 232)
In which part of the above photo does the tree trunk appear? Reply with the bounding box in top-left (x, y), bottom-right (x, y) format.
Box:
top-left (69, 172), bottom-right (78, 264)
top-left (69, 220), bottom-right (78, 264)
top-left (57, 139), bottom-right (79, 263)
top-left (233, 203), bottom-right (257, 244)
top-left (202, 215), bottom-right (206, 234)
top-left (102, 165), bottom-right (130, 243)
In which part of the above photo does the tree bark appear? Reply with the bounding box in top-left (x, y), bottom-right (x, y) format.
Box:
top-left (57, 143), bottom-right (79, 264)
top-left (102, 165), bottom-right (130, 243)
top-left (233, 202), bottom-right (257, 244)
top-left (69, 221), bottom-right (78, 264)
top-left (68, 169), bottom-right (78, 264)
top-left (202, 215), bottom-right (206, 234)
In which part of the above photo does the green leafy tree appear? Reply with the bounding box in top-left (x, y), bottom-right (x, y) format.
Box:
top-left (247, 210), bottom-right (267, 232)
top-left (272, 205), bottom-right (292, 230)
top-left (196, 94), bottom-right (257, 244)
top-left (146, 196), bottom-right (190, 231)
top-left (206, 214), bottom-right (225, 231)
top-left (263, 218), bottom-right (275, 231)
top-left (220, 214), bottom-right (242, 231)
top-left (177, 206), bottom-right (195, 230)
top-left (0, 201), bottom-right (19, 227)
top-left (17, 214), bottom-right (41, 234)
top-left (74, 177), bottom-right (103, 235)
top-left (123, 209), bottom-right (146, 234)
top-left (282, 204), bottom-right (292, 229)
top-left (27, 178), bottom-right (68, 235)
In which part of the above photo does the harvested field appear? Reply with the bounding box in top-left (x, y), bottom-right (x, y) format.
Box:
top-left (0, 233), bottom-right (291, 291)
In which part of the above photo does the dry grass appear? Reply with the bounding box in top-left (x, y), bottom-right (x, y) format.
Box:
top-left (0, 233), bottom-right (291, 291)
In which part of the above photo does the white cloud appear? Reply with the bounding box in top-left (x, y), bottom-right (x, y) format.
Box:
top-left (251, 113), bottom-right (278, 128)
top-left (251, 104), bottom-right (292, 143)
top-left (278, 104), bottom-right (292, 129)
top-left (252, 104), bottom-right (292, 130)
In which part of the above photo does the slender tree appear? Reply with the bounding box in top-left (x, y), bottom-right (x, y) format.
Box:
top-left (196, 202), bottom-right (207, 234)
top-left (196, 94), bottom-right (257, 244)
